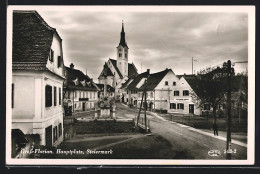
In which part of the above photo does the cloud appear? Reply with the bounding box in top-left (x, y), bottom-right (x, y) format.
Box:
top-left (38, 10), bottom-right (248, 79)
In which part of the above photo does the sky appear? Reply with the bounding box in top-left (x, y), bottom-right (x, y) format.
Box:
top-left (37, 7), bottom-right (249, 82)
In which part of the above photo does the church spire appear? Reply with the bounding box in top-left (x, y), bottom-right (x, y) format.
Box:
top-left (119, 20), bottom-right (128, 48)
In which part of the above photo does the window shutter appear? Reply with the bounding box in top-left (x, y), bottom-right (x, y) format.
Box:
top-left (54, 87), bottom-right (57, 106)
top-left (12, 83), bottom-right (14, 108)
top-left (58, 56), bottom-right (61, 67)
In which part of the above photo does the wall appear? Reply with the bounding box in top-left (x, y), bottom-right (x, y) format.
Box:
top-left (46, 34), bottom-right (64, 78)
top-left (12, 73), bottom-right (35, 119)
top-left (74, 119), bottom-right (135, 134)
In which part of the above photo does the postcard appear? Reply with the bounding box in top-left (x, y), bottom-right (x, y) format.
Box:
top-left (6, 5), bottom-right (255, 165)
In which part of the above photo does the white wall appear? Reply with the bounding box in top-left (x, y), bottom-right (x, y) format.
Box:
top-left (46, 34), bottom-right (64, 78)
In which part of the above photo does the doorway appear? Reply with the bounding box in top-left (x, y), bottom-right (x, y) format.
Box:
top-left (82, 102), bottom-right (85, 111)
top-left (45, 125), bottom-right (52, 146)
top-left (189, 104), bottom-right (194, 114)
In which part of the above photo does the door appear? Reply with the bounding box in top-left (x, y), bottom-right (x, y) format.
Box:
top-left (189, 104), bottom-right (194, 114)
top-left (45, 125), bottom-right (52, 146)
top-left (82, 102), bottom-right (85, 111)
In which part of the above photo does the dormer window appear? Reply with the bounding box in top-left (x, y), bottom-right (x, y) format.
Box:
top-left (49, 49), bottom-right (54, 62)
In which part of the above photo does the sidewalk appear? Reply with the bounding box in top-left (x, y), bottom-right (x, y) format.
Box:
top-left (147, 109), bottom-right (247, 148)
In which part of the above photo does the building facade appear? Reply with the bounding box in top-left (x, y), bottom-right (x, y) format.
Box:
top-left (98, 22), bottom-right (138, 99)
top-left (125, 69), bottom-right (202, 115)
top-left (12, 11), bottom-right (65, 146)
top-left (64, 64), bottom-right (99, 112)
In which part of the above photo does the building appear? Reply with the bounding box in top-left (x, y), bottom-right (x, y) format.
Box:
top-left (96, 83), bottom-right (115, 98)
top-left (12, 11), bottom-right (65, 146)
top-left (125, 69), bottom-right (202, 115)
top-left (98, 22), bottom-right (138, 99)
top-left (64, 64), bottom-right (99, 112)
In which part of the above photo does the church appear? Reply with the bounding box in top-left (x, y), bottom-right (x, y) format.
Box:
top-left (98, 22), bottom-right (138, 99)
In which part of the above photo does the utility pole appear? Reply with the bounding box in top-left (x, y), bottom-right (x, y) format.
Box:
top-left (144, 83), bottom-right (147, 132)
top-left (192, 57), bottom-right (193, 75)
top-left (226, 60), bottom-right (232, 159)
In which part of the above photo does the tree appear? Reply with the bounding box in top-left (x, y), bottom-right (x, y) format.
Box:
top-left (191, 62), bottom-right (235, 123)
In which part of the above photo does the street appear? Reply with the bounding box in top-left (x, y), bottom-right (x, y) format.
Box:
top-left (114, 103), bottom-right (247, 159)
top-left (65, 103), bottom-right (247, 159)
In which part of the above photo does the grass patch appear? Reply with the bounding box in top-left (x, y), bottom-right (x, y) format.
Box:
top-left (162, 115), bottom-right (247, 132)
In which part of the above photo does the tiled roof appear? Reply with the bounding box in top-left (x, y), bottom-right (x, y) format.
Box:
top-left (139, 69), bottom-right (170, 91)
top-left (121, 78), bottom-right (133, 89)
top-left (96, 84), bottom-right (115, 92)
top-left (109, 58), bottom-right (123, 79)
top-left (182, 75), bottom-right (201, 96)
top-left (127, 71), bottom-right (149, 90)
top-left (128, 63), bottom-right (138, 78)
top-left (65, 67), bottom-right (98, 91)
top-left (12, 11), bottom-right (59, 70)
top-left (98, 63), bottom-right (114, 78)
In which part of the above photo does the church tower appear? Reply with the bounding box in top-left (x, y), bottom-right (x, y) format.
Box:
top-left (117, 21), bottom-right (129, 77)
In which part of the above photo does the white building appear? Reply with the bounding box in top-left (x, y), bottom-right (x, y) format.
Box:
top-left (98, 22), bottom-right (138, 99)
top-left (12, 11), bottom-right (65, 146)
top-left (64, 64), bottom-right (99, 112)
top-left (126, 69), bottom-right (202, 115)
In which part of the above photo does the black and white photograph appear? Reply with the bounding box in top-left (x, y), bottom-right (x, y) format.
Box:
top-left (6, 5), bottom-right (255, 165)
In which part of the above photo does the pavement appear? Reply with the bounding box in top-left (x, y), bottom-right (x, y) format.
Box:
top-left (119, 103), bottom-right (247, 159)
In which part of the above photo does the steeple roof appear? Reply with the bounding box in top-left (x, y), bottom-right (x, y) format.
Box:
top-left (117, 21), bottom-right (128, 48)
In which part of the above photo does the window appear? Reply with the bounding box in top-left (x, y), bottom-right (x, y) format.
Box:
top-left (54, 87), bottom-right (57, 106)
top-left (12, 83), bottom-right (14, 108)
top-left (150, 92), bottom-right (153, 98)
top-left (53, 126), bottom-right (58, 142)
top-left (174, 91), bottom-right (179, 96)
top-left (57, 56), bottom-right (61, 67)
top-left (45, 85), bottom-right (52, 107)
top-left (173, 82), bottom-right (176, 86)
top-left (170, 103), bottom-right (176, 109)
top-left (90, 92), bottom-right (92, 99)
top-left (86, 92), bottom-right (88, 98)
top-left (75, 103), bottom-right (77, 109)
top-left (79, 92), bottom-right (81, 98)
top-left (183, 90), bottom-right (189, 96)
top-left (204, 104), bottom-right (210, 110)
top-left (58, 88), bottom-right (61, 105)
top-left (165, 81), bottom-right (168, 85)
top-left (58, 123), bottom-right (62, 137)
top-left (177, 103), bottom-right (184, 109)
top-left (119, 53), bottom-right (122, 57)
top-left (74, 91), bottom-right (77, 98)
top-left (49, 49), bottom-right (54, 62)
top-left (125, 53), bottom-right (127, 58)
top-left (127, 98), bottom-right (128, 102)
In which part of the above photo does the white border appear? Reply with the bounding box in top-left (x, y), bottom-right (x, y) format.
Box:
top-left (6, 5), bottom-right (255, 165)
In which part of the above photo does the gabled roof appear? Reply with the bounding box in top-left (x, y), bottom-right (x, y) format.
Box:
top-left (121, 78), bottom-right (133, 89)
top-left (98, 63), bottom-right (114, 79)
top-left (181, 75), bottom-right (201, 97)
top-left (139, 69), bottom-right (170, 91)
top-left (65, 67), bottom-right (98, 91)
top-left (109, 58), bottom-right (123, 79)
top-left (128, 63), bottom-right (138, 78)
top-left (127, 71), bottom-right (149, 90)
top-left (12, 10), bottom-right (61, 71)
top-left (96, 84), bottom-right (115, 92)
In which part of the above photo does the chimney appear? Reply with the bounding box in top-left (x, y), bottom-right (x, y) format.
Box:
top-left (147, 69), bottom-right (150, 75)
top-left (70, 63), bottom-right (74, 69)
